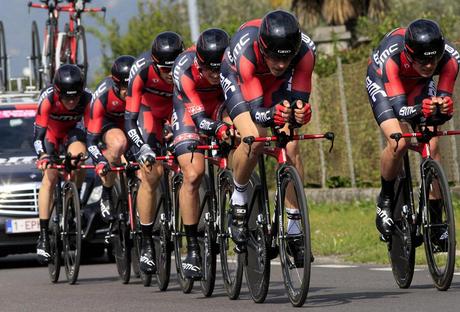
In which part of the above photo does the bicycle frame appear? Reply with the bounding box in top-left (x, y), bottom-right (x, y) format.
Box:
top-left (391, 126), bottom-right (460, 228)
top-left (29, 0), bottom-right (105, 68)
top-left (244, 131), bottom-right (334, 233)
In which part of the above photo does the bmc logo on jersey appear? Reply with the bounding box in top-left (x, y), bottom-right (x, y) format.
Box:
top-left (399, 106), bottom-right (417, 117)
top-left (50, 114), bottom-right (81, 121)
top-left (255, 110), bottom-right (271, 123)
top-left (301, 33), bottom-right (316, 52)
top-left (445, 44), bottom-right (460, 63)
top-left (173, 55), bottom-right (190, 91)
top-left (232, 33), bottom-right (250, 60)
top-left (199, 119), bottom-right (213, 131)
top-left (374, 43), bottom-right (399, 66)
top-left (366, 76), bottom-right (387, 102)
top-left (92, 81), bottom-right (107, 102)
top-left (220, 74), bottom-right (235, 99)
top-left (129, 58), bottom-right (147, 81)
top-left (38, 86), bottom-right (53, 104)
top-left (88, 145), bottom-right (102, 158)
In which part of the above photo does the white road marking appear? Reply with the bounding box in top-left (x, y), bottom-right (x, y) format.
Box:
top-left (369, 267), bottom-right (424, 272)
top-left (313, 264), bottom-right (358, 268)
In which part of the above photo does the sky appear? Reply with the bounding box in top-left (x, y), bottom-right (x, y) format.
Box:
top-left (0, 0), bottom-right (138, 83)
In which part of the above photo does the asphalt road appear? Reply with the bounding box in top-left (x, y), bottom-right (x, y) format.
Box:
top-left (0, 254), bottom-right (459, 312)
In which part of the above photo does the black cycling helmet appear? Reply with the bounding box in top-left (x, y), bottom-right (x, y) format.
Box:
top-left (111, 55), bottom-right (135, 87)
top-left (53, 64), bottom-right (84, 97)
top-left (151, 31), bottom-right (184, 67)
top-left (196, 28), bottom-right (230, 70)
top-left (258, 10), bottom-right (302, 59)
top-left (405, 19), bottom-right (445, 64)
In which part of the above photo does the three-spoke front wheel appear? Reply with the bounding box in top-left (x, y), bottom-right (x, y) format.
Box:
top-left (62, 182), bottom-right (81, 285)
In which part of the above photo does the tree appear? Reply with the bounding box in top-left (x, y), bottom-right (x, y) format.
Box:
top-left (87, 0), bottom-right (191, 85)
top-left (291, 0), bottom-right (388, 27)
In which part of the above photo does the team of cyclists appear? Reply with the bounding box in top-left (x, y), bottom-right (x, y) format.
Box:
top-left (33, 8), bottom-right (459, 290)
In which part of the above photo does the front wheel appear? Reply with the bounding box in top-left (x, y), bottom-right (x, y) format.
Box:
top-left (218, 170), bottom-right (243, 300)
top-left (112, 181), bottom-right (131, 284)
top-left (422, 159), bottom-right (456, 291)
top-left (172, 173), bottom-right (194, 293)
top-left (154, 178), bottom-right (172, 291)
top-left (245, 173), bottom-right (270, 304)
top-left (277, 165), bottom-right (311, 307)
top-left (62, 182), bottom-right (81, 285)
top-left (388, 154), bottom-right (416, 289)
top-left (48, 206), bottom-right (62, 283)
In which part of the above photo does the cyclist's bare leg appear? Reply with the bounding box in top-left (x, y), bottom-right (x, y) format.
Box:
top-left (67, 141), bottom-right (87, 189)
top-left (428, 135), bottom-right (442, 199)
top-left (221, 110), bottom-right (236, 169)
top-left (137, 162), bottom-right (163, 224)
top-left (177, 153), bottom-right (205, 225)
top-left (101, 128), bottom-right (128, 187)
top-left (285, 128), bottom-right (303, 210)
top-left (380, 119), bottom-right (411, 181)
top-left (38, 169), bottom-right (59, 219)
top-left (232, 112), bottom-right (267, 189)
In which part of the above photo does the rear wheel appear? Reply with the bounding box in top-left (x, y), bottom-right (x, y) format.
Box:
top-left (31, 21), bottom-right (43, 90)
top-left (218, 170), bottom-right (243, 300)
top-left (62, 182), bottom-right (81, 285)
top-left (423, 159), bottom-right (456, 291)
top-left (388, 156), bottom-right (416, 289)
top-left (0, 21), bottom-right (7, 91)
top-left (277, 165), bottom-right (311, 307)
top-left (172, 173), bottom-right (194, 293)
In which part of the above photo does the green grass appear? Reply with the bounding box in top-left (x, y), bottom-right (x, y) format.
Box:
top-left (309, 199), bottom-right (460, 267)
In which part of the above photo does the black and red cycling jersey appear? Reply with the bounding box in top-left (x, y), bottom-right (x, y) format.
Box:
top-left (86, 77), bottom-right (126, 164)
top-left (172, 48), bottom-right (225, 155)
top-left (33, 86), bottom-right (91, 156)
top-left (366, 27), bottom-right (460, 124)
top-left (125, 52), bottom-right (174, 154)
top-left (221, 18), bottom-right (316, 125)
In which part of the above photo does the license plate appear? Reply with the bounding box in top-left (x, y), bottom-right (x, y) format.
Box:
top-left (5, 218), bottom-right (40, 234)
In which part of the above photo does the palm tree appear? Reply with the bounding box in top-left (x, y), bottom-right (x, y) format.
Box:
top-left (292, 0), bottom-right (388, 27)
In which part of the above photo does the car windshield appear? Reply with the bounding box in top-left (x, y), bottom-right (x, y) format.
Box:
top-left (0, 109), bottom-right (36, 154)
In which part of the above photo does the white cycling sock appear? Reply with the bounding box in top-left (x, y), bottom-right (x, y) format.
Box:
top-left (231, 179), bottom-right (249, 206)
top-left (286, 208), bottom-right (301, 235)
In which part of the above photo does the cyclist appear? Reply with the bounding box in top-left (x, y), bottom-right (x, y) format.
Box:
top-left (366, 19), bottom-right (459, 242)
top-left (220, 10), bottom-right (315, 265)
top-left (172, 28), bottom-right (230, 279)
top-left (86, 55), bottom-right (135, 223)
top-left (125, 31), bottom-right (184, 274)
top-left (34, 64), bottom-right (92, 264)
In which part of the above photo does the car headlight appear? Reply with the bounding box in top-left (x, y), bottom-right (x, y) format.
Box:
top-left (87, 185), bottom-right (102, 205)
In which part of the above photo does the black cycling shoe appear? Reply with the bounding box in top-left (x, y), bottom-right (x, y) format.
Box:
top-left (428, 200), bottom-right (448, 252)
top-left (182, 242), bottom-right (202, 280)
top-left (229, 202), bottom-right (248, 249)
top-left (376, 194), bottom-right (394, 237)
top-left (430, 228), bottom-right (448, 252)
top-left (286, 235), bottom-right (305, 268)
top-left (36, 230), bottom-right (51, 265)
top-left (100, 187), bottom-right (114, 223)
top-left (139, 238), bottom-right (156, 274)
